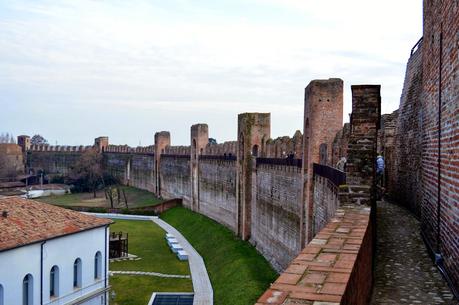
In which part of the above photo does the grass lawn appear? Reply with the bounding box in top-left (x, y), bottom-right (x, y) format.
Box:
top-left (110, 276), bottom-right (192, 305)
top-left (109, 219), bottom-right (192, 304)
top-left (161, 207), bottom-right (278, 305)
top-left (36, 186), bottom-right (163, 208)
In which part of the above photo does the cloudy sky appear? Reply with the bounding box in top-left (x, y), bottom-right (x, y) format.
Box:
top-left (0, 0), bottom-right (422, 146)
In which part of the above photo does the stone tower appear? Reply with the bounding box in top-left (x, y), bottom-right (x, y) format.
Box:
top-left (154, 131), bottom-right (171, 196)
top-left (190, 124), bottom-right (209, 212)
top-left (94, 136), bottom-right (109, 153)
top-left (17, 135), bottom-right (31, 152)
top-left (302, 78), bottom-right (344, 245)
top-left (237, 113), bottom-right (270, 240)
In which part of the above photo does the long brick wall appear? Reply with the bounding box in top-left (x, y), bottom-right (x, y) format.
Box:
top-left (198, 157), bottom-right (238, 232)
top-left (391, 42), bottom-right (423, 215)
top-left (420, 0), bottom-right (459, 290)
top-left (251, 163), bottom-right (303, 272)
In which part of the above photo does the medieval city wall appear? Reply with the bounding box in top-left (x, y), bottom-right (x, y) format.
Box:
top-left (21, 78), bottom-right (350, 274)
top-left (391, 43), bottom-right (423, 215)
top-left (27, 150), bottom-right (84, 176)
top-left (250, 162), bottom-right (303, 272)
top-left (420, 0), bottom-right (458, 289)
top-left (160, 155), bottom-right (191, 204)
top-left (198, 157), bottom-right (238, 232)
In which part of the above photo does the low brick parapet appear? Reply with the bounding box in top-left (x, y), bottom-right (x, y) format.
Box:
top-left (255, 204), bottom-right (372, 305)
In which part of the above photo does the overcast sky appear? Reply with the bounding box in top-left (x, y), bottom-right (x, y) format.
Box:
top-left (0, 0), bottom-right (422, 146)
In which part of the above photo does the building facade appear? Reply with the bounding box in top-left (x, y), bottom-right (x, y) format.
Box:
top-left (0, 197), bottom-right (112, 305)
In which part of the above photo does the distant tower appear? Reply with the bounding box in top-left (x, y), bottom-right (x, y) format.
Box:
top-left (302, 78), bottom-right (343, 245)
top-left (94, 137), bottom-right (109, 153)
top-left (237, 113), bottom-right (270, 240)
top-left (154, 131), bottom-right (171, 196)
top-left (190, 124), bottom-right (209, 212)
top-left (17, 135), bottom-right (31, 152)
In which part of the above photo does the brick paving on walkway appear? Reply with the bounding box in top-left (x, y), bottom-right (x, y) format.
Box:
top-left (371, 200), bottom-right (457, 305)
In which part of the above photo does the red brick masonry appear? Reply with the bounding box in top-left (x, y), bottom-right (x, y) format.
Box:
top-left (256, 204), bottom-right (372, 305)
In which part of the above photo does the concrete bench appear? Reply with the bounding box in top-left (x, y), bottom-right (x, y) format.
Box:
top-left (177, 250), bottom-right (189, 261)
top-left (171, 243), bottom-right (183, 253)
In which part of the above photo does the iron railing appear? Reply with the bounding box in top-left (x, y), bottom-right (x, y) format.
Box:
top-left (313, 163), bottom-right (346, 187)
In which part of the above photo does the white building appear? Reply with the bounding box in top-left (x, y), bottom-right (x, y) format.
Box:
top-left (0, 197), bottom-right (112, 305)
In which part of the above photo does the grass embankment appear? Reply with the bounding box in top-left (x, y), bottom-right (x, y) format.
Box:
top-left (161, 207), bottom-right (278, 305)
top-left (36, 186), bottom-right (162, 208)
top-left (109, 219), bottom-right (192, 305)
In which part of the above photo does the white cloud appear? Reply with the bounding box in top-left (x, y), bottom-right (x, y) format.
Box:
top-left (0, 0), bottom-right (422, 145)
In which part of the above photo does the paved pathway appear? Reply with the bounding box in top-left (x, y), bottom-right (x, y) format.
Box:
top-left (109, 270), bottom-right (190, 279)
top-left (152, 218), bottom-right (213, 305)
top-left (371, 200), bottom-right (456, 305)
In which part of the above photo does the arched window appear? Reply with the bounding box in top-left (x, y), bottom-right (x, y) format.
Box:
top-left (0, 283), bottom-right (4, 305)
top-left (94, 252), bottom-right (102, 279)
top-left (23, 274), bottom-right (33, 305)
top-left (73, 258), bottom-right (82, 288)
top-left (50, 266), bottom-right (59, 298)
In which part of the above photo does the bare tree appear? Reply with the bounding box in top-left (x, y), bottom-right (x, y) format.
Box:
top-left (0, 132), bottom-right (16, 144)
top-left (70, 149), bottom-right (103, 197)
top-left (30, 134), bottom-right (48, 145)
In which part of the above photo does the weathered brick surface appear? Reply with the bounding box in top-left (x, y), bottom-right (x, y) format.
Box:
top-left (391, 43), bottom-right (423, 215)
top-left (420, 0), bottom-right (459, 289)
top-left (198, 158), bottom-right (238, 232)
top-left (255, 205), bottom-right (372, 305)
top-left (303, 78), bottom-right (344, 244)
top-left (313, 175), bottom-right (340, 236)
top-left (28, 150), bottom-right (83, 176)
top-left (130, 153), bottom-right (156, 192)
top-left (251, 163), bottom-right (303, 272)
top-left (378, 111), bottom-right (398, 195)
top-left (160, 155), bottom-right (191, 204)
top-left (103, 152), bottom-right (131, 184)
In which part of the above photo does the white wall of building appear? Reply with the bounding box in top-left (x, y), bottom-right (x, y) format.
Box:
top-left (0, 226), bottom-right (109, 305)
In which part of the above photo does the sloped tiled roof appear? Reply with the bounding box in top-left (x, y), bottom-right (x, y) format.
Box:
top-left (0, 197), bottom-right (112, 252)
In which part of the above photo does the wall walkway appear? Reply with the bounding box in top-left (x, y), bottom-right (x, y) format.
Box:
top-left (371, 200), bottom-right (456, 304)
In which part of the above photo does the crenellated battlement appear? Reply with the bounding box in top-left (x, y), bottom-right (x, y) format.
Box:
top-left (104, 144), bottom-right (155, 154)
top-left (204, 141), bottom-right (237, 156)
top-left (29, 145), bottom-right (92, 152)
top-left (265, 130), bottom-right (303, 158)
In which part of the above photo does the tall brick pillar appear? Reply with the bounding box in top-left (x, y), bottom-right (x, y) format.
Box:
top-left (346, 85), bottom-right (381, 199)
top-left (302, 78), bottom-right (343, 245)
top-left (191, 124), bottom-right (209, 212)
top-left (94, 136), bottom-right (109, 153)
top-left (154, 131), bottom-right (171, 197)
top-left (237, 113), bottom-right (270, 240)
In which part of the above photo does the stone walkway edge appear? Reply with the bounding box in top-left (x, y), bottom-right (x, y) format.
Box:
top-left (85, 212), bottom-right (214, 305)
top-left (109, 270), bottom-right (190, 279)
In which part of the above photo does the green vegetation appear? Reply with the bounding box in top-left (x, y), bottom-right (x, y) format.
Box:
top-left (161, 207), bottom-right (278, 305)
top-left (36, 186), bottom-right (163, 208)
top-left (109, 219), bottom-right (192, 305)
top-left (110, 276), bottom-right (192, 305)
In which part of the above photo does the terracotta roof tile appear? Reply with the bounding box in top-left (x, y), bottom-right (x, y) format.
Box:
top-left (0, 197), bottom-right (112, 252)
